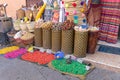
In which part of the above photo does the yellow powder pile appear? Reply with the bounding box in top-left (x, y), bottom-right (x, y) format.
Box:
top-left (0, 46), bottom-right (19, 54)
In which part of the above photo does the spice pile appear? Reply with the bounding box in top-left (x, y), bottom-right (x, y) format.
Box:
top-left (21, 51), bottom-right (55, 65)
top-left (51, 59), bottom-right (87, 75)
top-left (41, 21), bottom-right (53, 30)
top-left (35, 19), bottom-right (44, 28)
top-left (4, 48), bottom-right (27, 59)
top-left (0, 46), bottom-right (19, 55)
top-left (61, 20), bottom-right (75, 30)
top-left (52, 22), bottom-right (62, 30)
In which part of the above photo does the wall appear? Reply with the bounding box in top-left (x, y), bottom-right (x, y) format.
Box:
top-left (0, 0), bottom-right (26, 18)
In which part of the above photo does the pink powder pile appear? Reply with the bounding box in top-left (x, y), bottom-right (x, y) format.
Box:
top-left (4, 48), bottom-right (27, 59)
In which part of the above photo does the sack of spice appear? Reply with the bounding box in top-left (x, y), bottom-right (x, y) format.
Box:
top-left (34, 19), bottom-right (44, 28)
top-left (52, 22), bottom-right (62, 31)
top-left (61, 20), bottom-right (75, 30)
top-left (41, 21), bottom-right (53, 30)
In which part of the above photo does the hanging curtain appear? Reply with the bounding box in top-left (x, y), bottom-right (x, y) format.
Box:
top-left (86, 0), bottom-right (101, 27)
top-left (99, 0), bottom-right (120, 43)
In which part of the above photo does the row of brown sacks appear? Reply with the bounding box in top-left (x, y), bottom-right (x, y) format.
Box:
top-left (34, 28), bottom-right (99, 58)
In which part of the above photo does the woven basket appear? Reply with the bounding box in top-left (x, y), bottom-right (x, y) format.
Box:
top-left (13, 22), bottom-right (21, 31)
top-left (52, 30), bottom-right (61, 52)
top-left (13, 38), bottom-right (33, 47)
top-left (7, 32), bottom-right (16, 43)
top-left (74, 30), bottom-right (88, 58)
top-left (16, 9), bottom-right (25, 20)
top-left (20, 23), bottom-right (28, 31)
top-left (34, 28), bottom-right (42, 47)
top-left (25, 9), bottom-right (33, 21)
top-left (26, 22), bottom-right (35, 32)
top-left (42, 29), bottom-right (51, 49)
top-left (61, 29), bottom-right (74, 54)
top-left (87, 30), bottom-right (99, 54)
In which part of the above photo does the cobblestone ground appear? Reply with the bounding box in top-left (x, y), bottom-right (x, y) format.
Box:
top-left (0, 56), bottom-right (120, 80)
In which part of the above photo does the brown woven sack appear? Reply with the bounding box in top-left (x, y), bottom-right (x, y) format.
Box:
top-left (74, 31), bottom-right (88, 58)
top-left (25, 9), bottom-right (33, 21)
top-left (16, 9), bottom-right (25, 20)
top-left (61, 29), bottom-right (74, 54)
top-left (87, 30), bottom-right (99, 54)
top-left (34, 28), bottom-right (42, 47)
top-left (42, 29), bottom-right (51, 49)
top-left (52, 30), bottom-right (61, 52)
top-left (32, 9), bottom-right (38, 21)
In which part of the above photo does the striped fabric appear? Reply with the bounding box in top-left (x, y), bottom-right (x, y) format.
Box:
top-left (99, 1), bottom-right (120, 43)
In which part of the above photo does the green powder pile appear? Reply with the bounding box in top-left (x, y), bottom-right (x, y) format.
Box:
top-left (51, 59), bottom-right (87, 75)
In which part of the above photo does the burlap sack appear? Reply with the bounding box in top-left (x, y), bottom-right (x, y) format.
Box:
top-left (52, 30), bottom-right (61, 52)
top-left (87, 30), bottom-right (99, 54)
top-left (32, 9), bottom-right (38, 21)
top-left (16, 9), bottom-right (25, 20)
top-left (61, 29), bottom-right (74, 54)
top-left (42, 29), bottom-right (51, 49)
top-left (34, 28), bottom-right (42, 47)
top-left (25, 9), bottom-right (33, 21)
top-left (74, 30), bottom-right (88, 58)
top-left (87, 4), bottom-right (101, 27)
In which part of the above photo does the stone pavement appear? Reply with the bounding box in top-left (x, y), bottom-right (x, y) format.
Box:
top-left (0, 56), bottom-right (120, 80)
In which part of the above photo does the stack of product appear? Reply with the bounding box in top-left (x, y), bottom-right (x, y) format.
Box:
top-left (63, 0), bottom-right (87, 25)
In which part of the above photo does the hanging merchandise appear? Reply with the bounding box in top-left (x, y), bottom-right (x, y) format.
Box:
top-left (59, 1), bottom-right (66, 23)
top-left (73, 15), bottom-right (78, 24)
top-left (63, 0), bottom-right (87, 25)
top-left (65, 3), bottom-right (69, 8)
top-left (99, 0), bottom-right (120, 43)
top-left (44, 7), bottom-right (53, 21)
top-left (53, 0), bottom-right (59, 8)
top-left (35, 2), bottom-right (46, 21)
top-left (86, 3), bottom-right (101, 27)
top-left (52, 10), bottom-right (59, 23)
